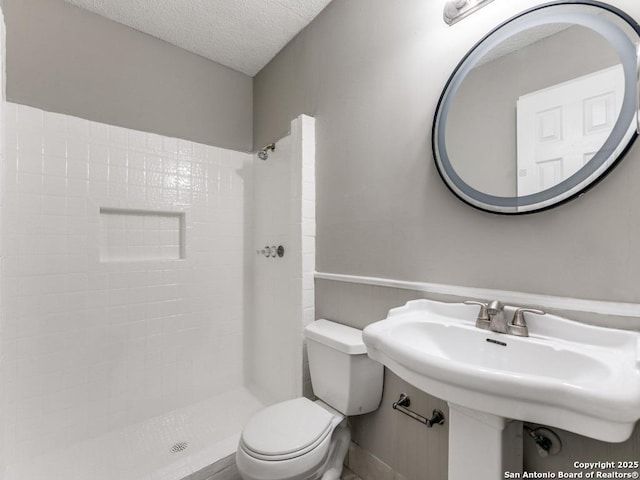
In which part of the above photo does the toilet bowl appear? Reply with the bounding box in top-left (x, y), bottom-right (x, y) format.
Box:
top-left (236, 320), bottom-right (383, 480)
top-left (236, 398), bottom-right (346, 480)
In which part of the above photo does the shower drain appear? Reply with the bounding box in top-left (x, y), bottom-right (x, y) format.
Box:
top-left (171, 441), bottom-right (188, 453)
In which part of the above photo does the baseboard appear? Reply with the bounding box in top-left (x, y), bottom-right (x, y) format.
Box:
top-left (345, 442), bottom-right (407, 480)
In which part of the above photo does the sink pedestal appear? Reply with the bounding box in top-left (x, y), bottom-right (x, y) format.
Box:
top-left (448, 404), bottom-right (522, 480)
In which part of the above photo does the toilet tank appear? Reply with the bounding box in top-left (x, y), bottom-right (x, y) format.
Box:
top-left (304, 319), bottom-right (383, 416)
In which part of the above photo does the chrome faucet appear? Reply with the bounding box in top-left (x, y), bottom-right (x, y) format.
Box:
top-left (466, 300), bottom-right (546, 336)
top-left (486, 300), bottom-right (508, 333)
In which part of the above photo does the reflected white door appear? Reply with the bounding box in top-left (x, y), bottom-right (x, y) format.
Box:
top-left (516, 65), bottom-right (624, 197)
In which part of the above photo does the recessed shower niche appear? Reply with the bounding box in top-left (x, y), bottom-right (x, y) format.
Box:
top-left (99, 207), bottom-right (186, 262)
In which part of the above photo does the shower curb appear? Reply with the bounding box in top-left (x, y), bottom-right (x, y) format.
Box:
top-left (185, 454), bottom-right (240, 480)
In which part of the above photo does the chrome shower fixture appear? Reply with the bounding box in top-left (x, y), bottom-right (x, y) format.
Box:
top-left (257, 143), bottom-right (276, 160)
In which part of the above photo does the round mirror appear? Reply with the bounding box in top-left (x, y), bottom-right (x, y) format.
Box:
top-left (433, 1), bottom-right (640, 214)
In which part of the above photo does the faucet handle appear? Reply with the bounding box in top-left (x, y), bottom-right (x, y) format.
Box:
top-left (509, 308), bottom-right (545, 337)
top-left (464, 300), bottom-right (490, 330)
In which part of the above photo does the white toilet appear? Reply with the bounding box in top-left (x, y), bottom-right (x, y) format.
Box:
top-left (236, 319), bottom-right (384, 480)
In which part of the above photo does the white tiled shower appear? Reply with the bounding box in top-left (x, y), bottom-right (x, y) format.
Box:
top-left (0, 103), bottom-right (316, 480)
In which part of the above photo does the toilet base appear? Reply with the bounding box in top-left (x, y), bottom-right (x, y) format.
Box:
top-left (319, 421), bottom-right (350, 480)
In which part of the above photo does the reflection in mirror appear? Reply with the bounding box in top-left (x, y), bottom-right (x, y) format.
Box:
top-left (433, 2), bottom-right (640, 214)
top-left (447, 25), bottom-right (622, 197)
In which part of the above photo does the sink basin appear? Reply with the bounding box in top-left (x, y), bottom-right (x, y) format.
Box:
top-left (363, 299), bottom-right (640, 443)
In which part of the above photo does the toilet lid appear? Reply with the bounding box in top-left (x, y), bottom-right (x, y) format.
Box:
top-left (241, 398), bottom-right (335, 458)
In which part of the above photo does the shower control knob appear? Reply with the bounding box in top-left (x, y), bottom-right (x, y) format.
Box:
top-left (259, 245), bottom-right (285, 258)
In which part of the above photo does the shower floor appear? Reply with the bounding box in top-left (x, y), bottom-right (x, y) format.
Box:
top-left (5, 388), bottom-right (266, 480)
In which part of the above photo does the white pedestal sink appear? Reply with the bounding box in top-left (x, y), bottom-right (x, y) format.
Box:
top-left (362, 299), bottom-right (640, 480)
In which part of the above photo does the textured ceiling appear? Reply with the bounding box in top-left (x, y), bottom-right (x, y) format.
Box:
top-left (63, 0), bottom-right (333, 76)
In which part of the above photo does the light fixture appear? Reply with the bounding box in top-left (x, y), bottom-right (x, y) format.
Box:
top-left (443, 0), bottom-right (495, 26)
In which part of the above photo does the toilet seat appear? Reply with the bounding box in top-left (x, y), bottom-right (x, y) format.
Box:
top-left (239, 398), bottom-right (336, 461)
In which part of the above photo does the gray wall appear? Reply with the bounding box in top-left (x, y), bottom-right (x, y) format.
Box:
top-left (254, 0), bottom-right (640, 478)
top-left (254, 0), bottom-right (640, 304)
top-left (4, 0), bottom-right (252, 151)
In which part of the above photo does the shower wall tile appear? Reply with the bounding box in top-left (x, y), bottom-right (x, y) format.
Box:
top-left (1, 103), bottom-right (253, 465)
top-left (247, 115), bottom-right (315, 403)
